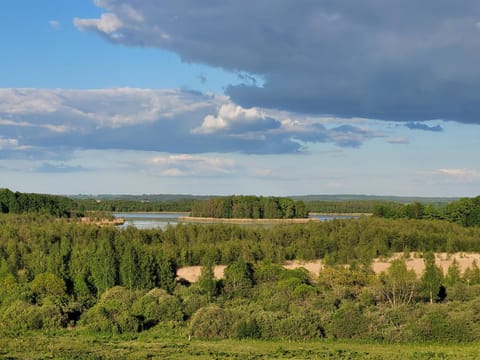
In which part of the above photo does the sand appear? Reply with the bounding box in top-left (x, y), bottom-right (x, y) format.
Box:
top-left (176, 252), bottom-right (480, 283)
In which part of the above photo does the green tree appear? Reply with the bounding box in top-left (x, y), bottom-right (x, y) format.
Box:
top-left (379, 259), bottom-right (418, 307)
top-left (445, 258), bottom-right (462, 287)
top-left (421, 252), bottom-right (444, 304)
top-left (223, 259), bottom-right (254, 297)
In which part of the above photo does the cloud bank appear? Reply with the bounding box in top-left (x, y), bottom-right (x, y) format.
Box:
top-left (75, 0), bottom-right (480, 124)
top-left (0, 88), bottom-right (380, 159)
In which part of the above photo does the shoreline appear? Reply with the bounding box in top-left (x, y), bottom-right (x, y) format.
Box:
top-left (179, 216), bottom-right (319, 224)
top-left (309, 212), bottom-right (371, 216)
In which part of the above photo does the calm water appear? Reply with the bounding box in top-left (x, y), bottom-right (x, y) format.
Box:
top-left (114, 212), bottom-right (358, 229)
top-left (113, 212), bottom-right (188, 230)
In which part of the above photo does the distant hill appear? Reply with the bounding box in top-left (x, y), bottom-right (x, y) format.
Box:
top-left (69, 194), bottom-right (213, 202)
top-left (291, 194), bottom-right (459, 204)
top-left (69, 193), bottom-right (459, 204)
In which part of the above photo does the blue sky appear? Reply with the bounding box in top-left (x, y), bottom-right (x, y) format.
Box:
top-left (1, 0), bottom-right (479, 196)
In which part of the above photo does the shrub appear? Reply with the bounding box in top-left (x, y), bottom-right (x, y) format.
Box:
top-left (0, 299), bottom-right (65, 332)
top-left (189, 306), bottom-right (235, 339)
top-left (131, 288), bottom-right (184, 328)
top-left (328, 302), bottom-right (370, 339)
top-left (79, 286), bottom-right (143, 333)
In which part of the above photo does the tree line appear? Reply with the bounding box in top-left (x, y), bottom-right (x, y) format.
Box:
top-left (191, 195), bottom-right (308, 219)
top-left (0, 189), bottom-right (82, 218)
top-left (1, 213), bottom-right (480, 341)
top-left (373, 196), bottom-right (480, 227)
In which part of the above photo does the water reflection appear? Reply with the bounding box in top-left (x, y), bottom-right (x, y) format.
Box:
top-left (114, 212), bottom-right (188, 230)
top-left (114, 212), bottom-right (359, 230)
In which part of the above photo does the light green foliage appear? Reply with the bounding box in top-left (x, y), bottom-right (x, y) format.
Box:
top-left (379, 259), bottom-right (419, 307)
top-left (421, 252), bottom-right (444, 303)
top-left (445, 258), bottom-right (462, 287)
top-left (463, 259), bottom-right (480, 285)
top-left (0, 299), bottom-right (65, 332)
top-left (29, 272), bottom-right (67, 304)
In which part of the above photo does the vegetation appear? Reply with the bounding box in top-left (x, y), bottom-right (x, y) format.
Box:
top-left (2, 192), bottom-right (480, 353)
top-left (373, 196), bottom-right (480, 227)
top-left (306, 200), bottom-right (401, 214)
top-left (2, 332), bottom-right (480, 359)
top-left (191, 195), bottom-right (308, 219)
top-left (1, 211), bottom-right (480, 344)
top-left (0, 188), bottom-right (82, 217)
top-left (75, 198), bottom-right (195, 213)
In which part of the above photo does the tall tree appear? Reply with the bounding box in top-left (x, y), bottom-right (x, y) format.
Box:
top-left (421, 252), bottom-right (444, 304)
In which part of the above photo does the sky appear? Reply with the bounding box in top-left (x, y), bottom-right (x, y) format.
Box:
top-left (0, 0), bottom-right (479, 197)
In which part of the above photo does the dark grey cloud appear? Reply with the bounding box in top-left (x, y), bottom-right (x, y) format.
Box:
top-left (76, 0), bottom-right (480, 124)
top-left (405, 122), bottom-right (444, 132)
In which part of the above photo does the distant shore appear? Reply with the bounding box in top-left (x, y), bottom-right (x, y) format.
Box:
top-left (308, 212), bottom-right (371, 216)
top-left (179, 216), bottom-right (319, 224)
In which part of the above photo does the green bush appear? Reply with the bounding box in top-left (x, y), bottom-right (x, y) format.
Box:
top-left (409, 305), bottom-right (475, 342)
top-left (0, 299), bottom-right (65, 332)
top-left (189, 306), bottom-right (235, 339)
top-left (79, 286), bottom-right (143, 333)
top-left (131, 288), bottom-right (184, 328)
top-left (328, 302), bottom-right (370, 339)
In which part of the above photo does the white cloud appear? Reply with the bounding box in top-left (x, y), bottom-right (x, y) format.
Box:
top-left (194, 104), bottom-right (269, 134)
top-left (431, 168), bottom-right (480, 182)
top-left (74, 13), bottom-right (123, 34)
top-left (49, 20), bottom-right (60, 29)
top-left (0, 118), bottom-right (71, 133)
top-left (147, 154), bottom-right (236, 177)
top-left (0, 87), bottom-right (384, 157)
top-left (0, 137), bottom-right (30, 151)
top-left (0, 88), bottom-right (216, 129)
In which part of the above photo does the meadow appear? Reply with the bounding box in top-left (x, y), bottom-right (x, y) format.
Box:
top-left (1, 330), bottom-right (479, 359)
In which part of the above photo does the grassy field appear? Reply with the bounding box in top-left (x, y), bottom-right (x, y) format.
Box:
top-left (0, 330), bottom-right (479, 359)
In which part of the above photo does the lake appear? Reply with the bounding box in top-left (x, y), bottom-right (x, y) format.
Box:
top-left (114, 212), bottom-right (359, 229)
top-left (113, 212), bottom-right (188, 230)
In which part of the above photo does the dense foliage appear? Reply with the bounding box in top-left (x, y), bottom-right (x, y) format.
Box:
top-left (0, 189), bottom-right (82, 218)
top-left (2, 213), bottom-right (480, 343)
top-left (305, 200), bottom-right (401, 214)
top-left (374, 196), bottom-right (480, 227)
top-left (75, 198), bottom-right (194, 213)
top-left (191, 196), bottom-right (308, 219)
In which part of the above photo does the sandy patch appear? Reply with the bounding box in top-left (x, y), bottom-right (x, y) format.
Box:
top-left (283, 259), bottom-right (324, 277)
top-left (177, 253), bottom-right (480, 283)
top-left (370, 252), bottom-right (480, 276)
top-left (176, 265), bottom-right (227, 283)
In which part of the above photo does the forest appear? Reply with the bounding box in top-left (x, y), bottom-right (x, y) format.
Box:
top-left (374, 196), bottom-right (480, 227)
top-left (3, 188), bottom-right (480, 346)
top-left (191, 195), bottom-right (308, 219)
top-left (2, 206), bottom-right (480, 343)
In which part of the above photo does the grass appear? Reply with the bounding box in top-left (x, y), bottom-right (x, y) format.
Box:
top-left (1, 330), bottom-right (480, 359)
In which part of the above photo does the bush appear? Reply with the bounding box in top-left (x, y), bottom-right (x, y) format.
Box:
top-left (189, 306), bottom-right (235, 339)
top-left (408, 305), bottom-right (475, 342)
top-left (0, 299), bottom-right (66, 332)
top-left (131, 288), bottom-right (184, 328)
top-left (174, 284), bottom-right (211, 318)
top-left (233, 318), bottom-right (261, 339)
top-left (328, 302), bottom-right (370, 339)
top-left (30, 273), bottom-right (67, 304)
top-left (79, 286), bottom-right (143, 333)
